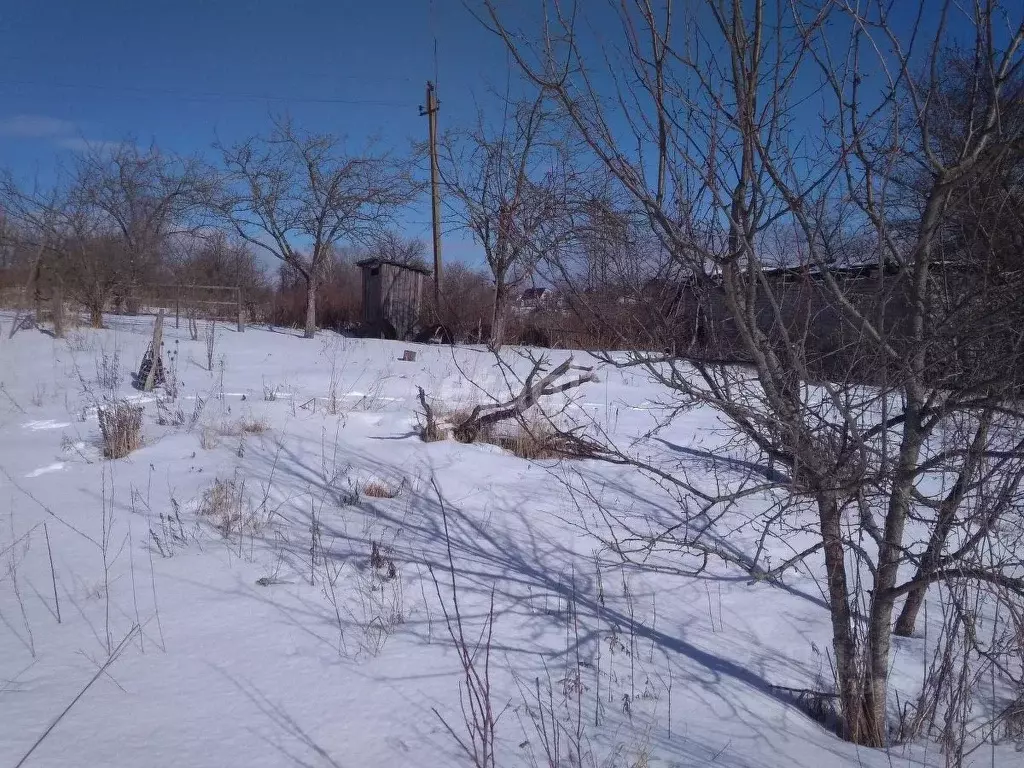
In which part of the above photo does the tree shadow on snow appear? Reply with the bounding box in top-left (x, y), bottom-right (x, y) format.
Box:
top-left (206, 430), bottom-right (928, 768)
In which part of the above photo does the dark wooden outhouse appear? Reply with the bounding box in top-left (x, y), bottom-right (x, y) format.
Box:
top-left (356, 258), bottom-right (430, 340)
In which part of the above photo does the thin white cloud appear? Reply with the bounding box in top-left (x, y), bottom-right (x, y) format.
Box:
top-left (0, 114), bottom-right (78, 138)
top-left (55, 137), bottom-right (126, 154)
top-left (0, 114), bottom-right (121, 154)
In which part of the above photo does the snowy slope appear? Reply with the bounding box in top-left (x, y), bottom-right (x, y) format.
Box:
top-left (0, 313), bottom-right (1013, 767)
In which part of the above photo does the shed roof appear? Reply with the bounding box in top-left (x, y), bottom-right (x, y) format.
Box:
top-left (521, 287), bottom-right (550, 300)
top-left (355, 257), bottom-right (432, 276)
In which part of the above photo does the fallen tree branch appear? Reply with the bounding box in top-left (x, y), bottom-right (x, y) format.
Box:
top-left (452, 356), bottom-right (596, 443)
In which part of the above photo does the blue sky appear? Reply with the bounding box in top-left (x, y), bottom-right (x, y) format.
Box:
top-left (0, 1), bottom-right (987, 269)
top-left (0, 1), bottom-right (523, 266)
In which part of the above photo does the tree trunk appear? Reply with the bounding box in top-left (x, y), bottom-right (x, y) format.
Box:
top-left (817, 493), bottom-right (864, 743)
top-left (489, 280), bottom-right (507, 350)
top-left (858, 410), bottom-right (925, 746)
top-left (861, 602), bottom-right (895, 748)
top-left (33, 261), bottom-right (43, 326)
top-left (51, 282), bottom-right (65, 338)
top-left (894, 412), bottom-right (992, 637)
top-left (90, 305), bottom-right (104, 328)
top-left (893, 498), bottom-right (954, 637)
top-left (304, 277), bottom-right (317, 339)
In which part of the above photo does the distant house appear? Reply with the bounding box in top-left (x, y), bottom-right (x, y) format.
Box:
top-left (357, 258), bottom-right (430, 340)
top-left (518, 287), bottom-right (552, 311)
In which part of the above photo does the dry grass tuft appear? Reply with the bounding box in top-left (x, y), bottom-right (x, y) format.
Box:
top-left (98, 400), bottom-right (144, 459)
top-left (197, 415), bottom-right (269, 450)
top-left (361, 479), bottom-right (400, 499)
top-left (214, 415), bottom-right (269, 437)
top-left (487, 419), bottom-right (574, 460)
top-left (199, 477), bottom-right (239, 534)
top-left (198, 475), bottom-right (266, 537)
top-left (236, 416), bottom-right (269, 434)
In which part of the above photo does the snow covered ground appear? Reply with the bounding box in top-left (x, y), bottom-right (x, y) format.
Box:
top-left (0, 313), bottom-right (1014, 767)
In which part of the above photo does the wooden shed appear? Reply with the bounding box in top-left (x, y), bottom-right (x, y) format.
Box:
top-left (356, 258), bottom-right (430, 340)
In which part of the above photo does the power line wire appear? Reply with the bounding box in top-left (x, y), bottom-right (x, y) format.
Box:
top-left (0, 56), bottom-right (415, 85)
top-left (0, 78), bottom-right (409, 107)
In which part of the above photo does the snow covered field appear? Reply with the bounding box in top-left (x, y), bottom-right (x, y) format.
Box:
top-left (0, 314), bottom-right (1014, 767)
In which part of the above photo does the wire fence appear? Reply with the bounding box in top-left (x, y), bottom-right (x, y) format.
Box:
top-left (126, 284), bottom-right (245, 332)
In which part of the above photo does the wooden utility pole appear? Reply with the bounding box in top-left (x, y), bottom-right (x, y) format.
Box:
top-left (420, 81), bottom-right (443, 311)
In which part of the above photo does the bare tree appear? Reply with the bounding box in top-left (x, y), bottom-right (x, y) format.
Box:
top-left (75, 142), bottom-right (213, 313)
top-left (429, 261), bottom-right (494, 342)
top-left (56, 225), bottom-right (125, 329)
top-left (484, 0), bottom-right (1024, 749)
top-left (1, 165), bottom-right (157, 329)
top-left (0, 173), bottom-right (63, 332)
top-left (438, 93), bottom-right (569, 349)
top-left (172, 232), bottom-right (267, 295)
top-left (370, 230), bottom-right (428, 269)
top-left (217, 118), bottom-right (414, 338)
top-left (0, 207), bottom-right (13, 270)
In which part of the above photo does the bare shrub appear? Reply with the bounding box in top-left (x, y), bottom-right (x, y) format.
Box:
top-left (370, 540), bottom-right (398, 580)
top-left (204, 320), bottom-right (216, 371)
top-left (893, 586), bottom-right (1024, 761)
top-left (335, 533), bottom-right (405, 657)
top-left (262, 379), bottom-right (278, 401)
top-left (186, 396), bottom-right (206, 432)
top-left (430, 483), bottom-right (499, 768)
top-left (419, 420), bottom-right (447, 443)
top-left (155, 399), bottom-right (186, 427)
top-left (164, 340), bottom-right (180, 399)
top-left (97, 400), bottom-right (143, 459)
top-left (65, 331), bottom-right (91, 352)
top-left (94, 348), bottom-right (121, 391)
top-left (199, 428), bottom-right (219, 450)
top-left (357, 571), bottom-right (404, 656)
top-left (351, 374), bottom-right (389, 412)
top-left (136, 487), bottom-right (197, 558)
top-left (1003, 696), bottom-right (1024, 747)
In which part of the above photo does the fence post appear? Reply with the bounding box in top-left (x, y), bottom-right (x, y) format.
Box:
top-left (142, 311), bottom-right (164, 392)
top-left (175, 288), bottom-right (180, 329)
top-left (237, 287), bottom-right (244, 333)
